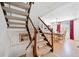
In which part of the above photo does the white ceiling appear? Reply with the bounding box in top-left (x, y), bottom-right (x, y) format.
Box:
top-left (30, 2), bottom-right (70, 17)
top-left (42, 2), bottom-right (79, 23)
top-left (30, 2), bottom-right (71, 25)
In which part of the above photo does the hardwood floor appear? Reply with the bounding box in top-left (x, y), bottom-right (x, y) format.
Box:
top-left (53, 40), bottom-right (79, 57)
top-left (19, 40), bottom-right (79, 57)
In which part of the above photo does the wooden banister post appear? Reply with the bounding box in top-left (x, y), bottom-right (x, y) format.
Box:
top-left (33, 29), bottom-right (38, 57)
top-left (51, 32), bottom-right (53, 52)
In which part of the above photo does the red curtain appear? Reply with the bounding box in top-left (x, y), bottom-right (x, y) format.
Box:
top-left (70, 20), bottom-right (74, 40)
top-left (57, 23), bottom-right (60, 33)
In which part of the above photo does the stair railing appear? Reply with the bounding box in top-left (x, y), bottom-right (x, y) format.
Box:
top-left (28, 17), bottom-right (38, 57)
top-left (25, 2), bottom-right (32, 41)
top-left (25, 17), bottom-right (38, 57)
top-left (0, 2), bottom-right (9, 27)
top-left (25, 2), bottom-right (38, 56)
top-left (38, 17), bottom-right (53, 52)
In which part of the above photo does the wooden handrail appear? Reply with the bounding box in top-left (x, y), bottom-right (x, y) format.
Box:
top-left (27, 2), bottom-right (32, 21)
top-left (28, 17), bottom-right (38, 33)
top-left (39, 27), bottom-right (52, 46)
top-left (25, 2), bottom-right (33, 41)
top-left (38, 17), bottom-right (53, 52)
top-left (25, 37), bottom-right (34, 50)
top-left (38, 17), bottom-right (52, 32)
top-left (51, 29), bottom-right (53, 52)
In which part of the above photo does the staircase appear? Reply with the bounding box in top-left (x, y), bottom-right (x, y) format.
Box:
top-left (0, 2), bottom-right (33, 41)
top-left (0, 2), bottom-right (35, 57)
top-left (32, 17), bottom-right (53, 57)
top-left (36, 27), bottom-right (52, 56)
top-left (0, 2), bottom-right (54, 57)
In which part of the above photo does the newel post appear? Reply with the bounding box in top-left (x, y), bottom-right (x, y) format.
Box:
top-left (33, 29), bottom-right (38, 57)
top-left (51, 29), bottom-right (53, 52)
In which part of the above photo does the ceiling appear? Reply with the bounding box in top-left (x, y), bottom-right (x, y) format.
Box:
top-left (30, 2), bottom-right (70, 17)
top-left (30, 2), bottom-right (71, 25)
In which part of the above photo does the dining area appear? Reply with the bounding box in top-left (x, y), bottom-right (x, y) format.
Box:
top-left (53, 30), bottom-right (66, 42)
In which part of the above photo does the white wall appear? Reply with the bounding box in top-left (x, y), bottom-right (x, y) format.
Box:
top-left (61, 21), bottom-right (70, 39)
top-left (74, 19), bottom-right (79, 41)
top-left (51, 21), bottom-right (70, 39)
top-left (0, 4), bottom-right (11, 57)
top-left (51, 22), bottom-right (57, 33)
top-left (6, 28), bottom-right (32, 57)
